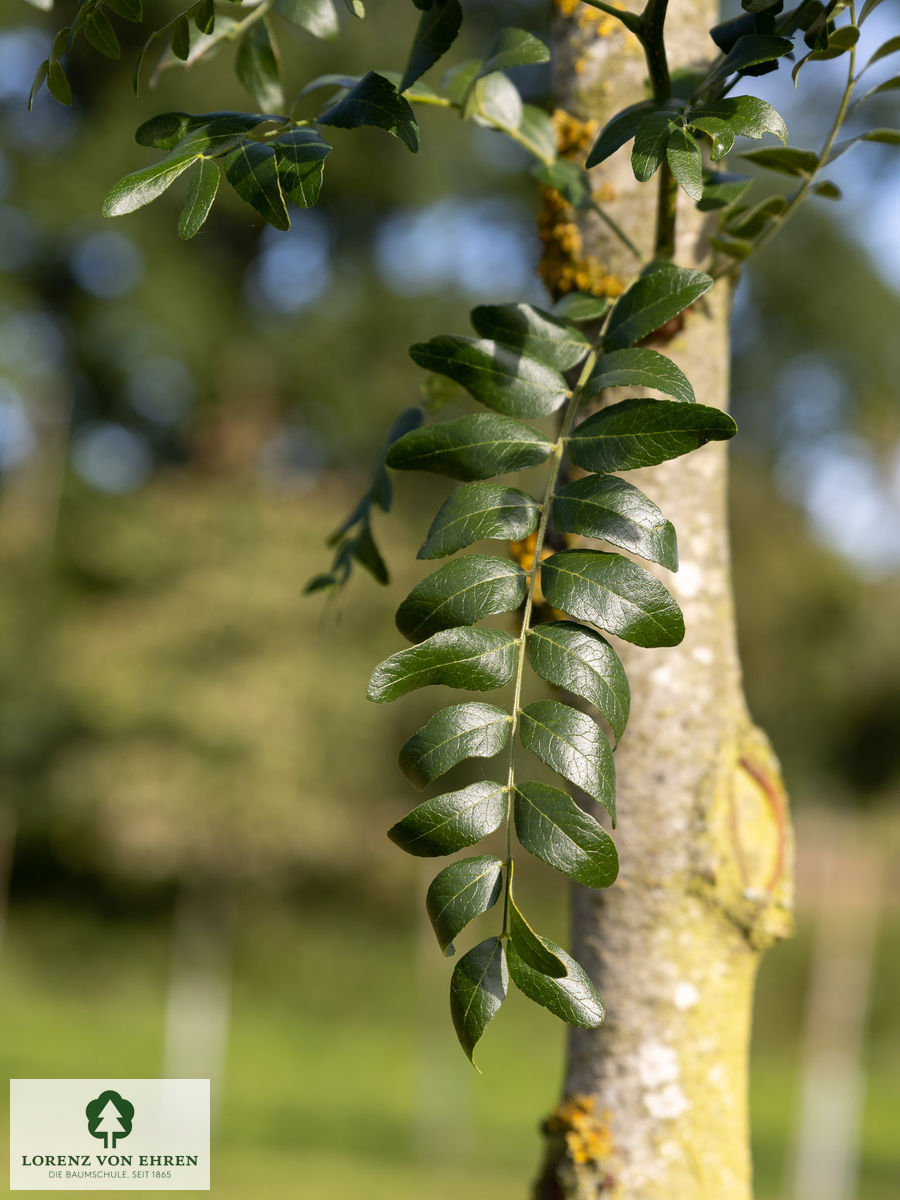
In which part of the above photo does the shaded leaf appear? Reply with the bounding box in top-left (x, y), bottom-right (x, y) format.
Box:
top-left (603, 263), bottom-right (713, 351)
top-left (410, 335), bottom-right (569, 418)
top-left (586, 100), bottom-right (668, 168)
top-left (568, 398), bottom-right (736, 472)
top-left (192, 0), bottom-right (214, 34)
top-left (399, 701), bottom-right (511, 788)
top-left (171, 14), bottom-right (191, 60)
top-left (587, 347), bottom-right (695, 404)
top-left (519, 699), bottom-right (615, 821)
top-left (632, 111), bottom-right (680, 182)
top-left (526, 621), bottom-right (629, 745)
top-left (864, 35), bottom-right (900, 71)
top-left (272, 127), bottom-right (331, 207)
top-left (551, 293), bottom-right (610, 322)
top-left (427, 856), bottom-right (504, 951)
top-left (514, 781), bottom-right (618, 887)
top-left (509, 888), bottom-right (567, 977)
top-left (47, 60), bottom-right (73, 106)
top-left (508, 938), bottom-right (604, 1027)
top-left (708, 33), bottom-right (793, 83)
top-left (236, 21), bottom-right (283, 112)
top-left (389, 781), bottom-right (508, 856)
top-left (540, 549), bottom-right (684, 648)
top-left (552, 474), bottom-right (678, 571)
top-left (396, 554), bottom-right (527, 642)
top-left (367, 627), bottom-right (518, 702)
top-left (418, 482), bottom-right (540, 560)
top-left (739, 145), bottom-right (819, 175)
top-left (177, 156), bottom-right (219, 238)
top-left (450, 937), bottom-right (507, 1065)
top-left (515, 105), bottom-right (557, 165)
top-left (85, 9), bottom-right (121, 59)
top-left (697, 170), bottom-right (751, 211)
top-left (319, 70), bottom-right (419, 151)
top-left (276, 0), bottom-right (339, 38)
top-left (108, 0), bottom-right (143, 20)
top-left (666, 126), bottom-right (703, 200)
top-left (464, 72), bottom-right (523, 134)
top-left (470, 304), bottom-right (590, 373)
top-left (386, 413), bottom-right (552, 481)
top-left (223, 141), bottom-right (290, 229)
top-left (478, 27), bottom-right (549, 77)
top-left (400, 0), bottom-right (462, 92)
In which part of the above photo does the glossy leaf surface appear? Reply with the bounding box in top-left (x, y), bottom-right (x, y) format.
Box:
top-left (426, 855), bottom-right (504, 951)
top-left (514, 781), bottom-right (618, 887)
top-left (526, 621), bottom-right (629, 745)
top-left (508, 892), bottom-right (567, 977)
top-left (508, 938), bottom-right (604, 1027)
top-left (417, 482), bottom-right (540, 559)
top-left (367, 627), bottom-right (518, 702)
top-left (469, 304), bottom-right (590, 373)
top-left (400, 0), bottom-right (462, 92)
top-left (395, 555), bottom-right (527, 642)
top-left (568, 398), bottom-right (737, 473)
top-left (603, 264), bottom-right (713, 351)
top-left (399, 702), bottom-right (511, 789)
top-left (450, 937), bottom-right (507, 1065)
top-left (518, 699), bottom-right (616, 821)
top-left (586, 347), bottom-right (694, 404)
top-left (388, 780), bottom-right (507, 856)
top-left (386, 413), bottom-right (552, 481)
top-left (552, 474), bottom-right (678, 571)
top-left (409, 336), bottom-right (569, 418)
top-left (319, 71), bottom-right (419, 152)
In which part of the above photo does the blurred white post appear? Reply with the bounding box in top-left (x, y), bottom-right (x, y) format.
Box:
top-left (786, 819), bottom-right (883, 1200)
top-left (162, 884), bottom-right (235, 1127)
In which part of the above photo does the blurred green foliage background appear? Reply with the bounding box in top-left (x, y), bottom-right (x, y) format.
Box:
top-left (0, 1), bottom-right (899, 1196)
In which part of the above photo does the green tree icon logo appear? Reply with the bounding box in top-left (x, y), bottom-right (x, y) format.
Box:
top-left (85, 1091), bottom-right (134, 1149)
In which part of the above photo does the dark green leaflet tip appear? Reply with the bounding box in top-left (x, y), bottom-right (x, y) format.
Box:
top-left (398, 701), bottom-right (511, 789)
top-left (417, 482), bottom-right (540, 559)
top-left (388, 780), bottom-right (508, 857)
top-left (507, 938), bottom-right (604, 1028)
top-left (426, 855), bottom-right (504, 952)
top-left (567, 398), bottom-right (737, 474)
top-left (319, 70), bottom-right (419, 152)
top-left (367, 627), bottom-right (518, 703)
top-left (514, 781), bottom-right (618, 888)
top-left (586, 347), bottom-right (695, 404)
top-left (603, 263), bottom-right (713, 351)
top-left (450, 936), bottom-right (508, 1066)
top-left (395, 554), bottom-right (527, 642)
top-left (508, 892), bottom-right (567, 978)
top-left (540, 550), bottom-right (684, 649)
top-left (468, 304), bottom-right (590, 373)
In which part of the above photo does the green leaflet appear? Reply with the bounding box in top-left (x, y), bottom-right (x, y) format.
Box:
top-left (224, 142), bottom-right (289, 230)
top-left (518, 699), bottom-right (616, 822)
top-left (367, 627), bottom-right (518, 702)
top-left (552, 474), bottom-right (678, 571)
top-left (508, 889), bottom-right (566, 977)
top-left (271, 129), bottom-right (331, 208)
top-left (526, 621), bottom-right (630, 745)
top-left (567, 398), bottom-right (737, 473)
top-left (395, 554), bottom-right (527, 642)
top-left (477, 27), bottom-right (550, 78)
top-left (426, 855), bottom-right (504, 952)
top-left (399, 701), bottom-right (511, 789)
top-left (85, 9), bottom-right (121, 59)
top-left (687, 96), bottom-right (787, 161)
top-left (515, 105), bottom-right (557, 165)
top-left (236, 20), bottom-right (283, 112)
top-left (177, 157), bottom-right (219, 239)
top-left (666, 126), bottom-right (703, 201)
top-left (507, 938), bottom-right (604, 1028)
top-left (586, 347), bottom-right (695, 404)
top-left (275, 0), bottom-right (340, 38)
top-left (469, 305), bottom-right (589, 373)
top-left (551, 293), bottom-right (610, 322)
top-left (603, 263), bottom-right (713, 351)
top-left (739, 146), bottom-right (819, 176)
top-left (707, 33), bottom-right (793, 83)
top-left (465, 72), bottom-right (522, 135)
top-left (586, 99), bottom-right (670, 167)
top-left (540, 550), bottom-right (684, 648)
top-left (319, 71), bottom-right (419, 152)
top-left (409, 335), bottom-right (569, 418)
top-left (385, 413), bottom-right (552, 481)
top-left (698, 171), bottom-right (752, 212)
top-left (417, 482), bottom-right (540, 559)
top-left (135, 111), bottom-right (262, 152)
top-left (400, 0), bottom-right (463, 93)
top-left (514, 781), bottom-right (618, 888)
top-left (103, 151), bottom-right (198, 217)
top-left (388, 780), bottom-right (508, 856)
top-left (631, 112), bottom-right (681, 182)
top-left (450, 936), bottom-right (507, 1066)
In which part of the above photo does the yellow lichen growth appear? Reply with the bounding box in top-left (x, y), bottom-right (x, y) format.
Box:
top-left (552, 107), bottom-right (599, 159)
top-left (537, 186), bottom-right (625, 299)
top-left (554, 0), bottom-right (618, 36)
top-left (509, 531), bottom-right (554, 606)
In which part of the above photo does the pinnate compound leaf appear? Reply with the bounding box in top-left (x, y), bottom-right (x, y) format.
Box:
top-left (103, 152), bottom-right (197, 217)
top-left (319, 71), bottom-right (419, 151)
top-left (271, 128), bottom-right (331, 207)
top-left (385, 413), bottom-right (552, 481)
top-left (526, 622), bottom-right (629, 745)
top-left (400, 0), bottom-right (462, 92)
top-left (603, 263), bottom-right (713, 351)
top-left (509, 891), bottom-right (566, 977)
top-left (586, 100), bottom-right (669, 168)
top-left (518, 700), bottom-right (616, 821)
top-left (426, 855), bottom-right (504, 952)
top-left (568, 398), bottom-right (736, 473)
top-left (469, 304), bottom-right (589, 373)
top-left (177, 157), bottom-right (219, 238)
top-left (367, 627), bottom-right (518, 702)
top-left (236, 21), bottom-right (284, 112)
top-left (396, 555), bottom-right (527, 642)
top-left (418, 482), bottom-right (540, 559)
top-left (666, 126), bottom-right (703, 200)
top-left (540, 550), bottom-right (684, 648)
top-left (514, 781), bottom-right (618, 888)
top-left (587, 347), bottom-right (695, 404)
top-left (553, 474), bottom-right (678, 571)
top-left (399, 702), bottom-right (510, 789)
top-left (409, 336), bottom-right (569, 418)
top-left (276, 0), bottom-right (340, 38)
top-left (508, 938), bottom-right (604, 1027)
top-left (389, 781), bottom-right (507, 857)
top-left (450, 937), bottom-right (507, 1065)
top-left (223, 142), bottom-right (290, 230)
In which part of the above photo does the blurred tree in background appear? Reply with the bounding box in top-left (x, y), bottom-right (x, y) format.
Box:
top-left (0, 2), bottom-right (899, 1198)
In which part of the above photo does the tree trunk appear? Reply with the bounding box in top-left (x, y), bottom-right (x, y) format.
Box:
top-left (536, 5), bottom-right (794, 1197)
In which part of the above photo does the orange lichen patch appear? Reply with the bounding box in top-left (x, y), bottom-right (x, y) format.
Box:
top-left (537, 186), bottom-right (626, 300)
top-left (510, 531), bottom-right (554, 605)
top-left (544, 1094), bottom-right (614, 1166)
top-left (554, 0), bottom-right (618, 36)
top-left (552, 108), bottom-right (599, 160)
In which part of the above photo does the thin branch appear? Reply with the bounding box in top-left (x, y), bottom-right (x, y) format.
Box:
top-left (579, 0), bottom-right (643, 36)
